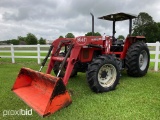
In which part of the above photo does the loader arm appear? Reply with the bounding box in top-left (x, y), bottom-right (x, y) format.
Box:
top-left (62, 46), bottom-right (81, 85)
top-left (46, 38), bottom-right (73, 74)
top-left (46, 38), bottom-right (81, 85)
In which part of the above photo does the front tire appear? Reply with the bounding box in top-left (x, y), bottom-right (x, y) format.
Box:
top-left (86, 55), bottom-right (120, 93)
top-left (125, 41), bottom-right (150, 77)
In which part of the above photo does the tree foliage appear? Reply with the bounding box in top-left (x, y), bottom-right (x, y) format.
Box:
top-left (25, 33), bottom-right (38, 45)
top-left (11, 39), bottom-right (20, 45)
top-left (132, 12), bottom-right (159, 42)
top-left (6, 39), bottom-right (19, 45)
top-left (17, 36), bottom-right (26, 45)
top-left (39, 37), bottom-right (46, 44)
top-left (117, 35), bottom-right (125, 40)
top-left (1, 33), bottom-right (48, 45)
top-left (85, 32), bottom-right (101, 36)
top-left (65, 33), bottom-right (75, 38)
top-left (59, 35), bottom-right (64, 38)
top-left (156, 22), bottom-right (160, 41)
top-left (17, 36), bottom-right (26, 41)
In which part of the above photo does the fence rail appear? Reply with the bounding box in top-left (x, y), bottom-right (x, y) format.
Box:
top-left (0, 44), bottom-right (50, 64)
top-left (147, 41), bottom-right (160, 71)
top-left (0, 42), bottom-right (160, 71)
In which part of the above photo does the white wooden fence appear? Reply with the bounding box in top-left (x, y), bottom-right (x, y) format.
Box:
top-left (0, 42), bottom-right (160, 71)
top-left (0, 44), bottom-right (50, 64)
top-left (147, 41), bottom-right (160, 71)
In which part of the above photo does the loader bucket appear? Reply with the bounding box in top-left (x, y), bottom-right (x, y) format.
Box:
top-left (12, 67), bottom-right (72, 117)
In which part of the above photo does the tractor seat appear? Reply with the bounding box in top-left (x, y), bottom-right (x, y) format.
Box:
top-left (111, 39), bottom-right (124, 52)
top-left (112, 39), bottom-right (124, 46)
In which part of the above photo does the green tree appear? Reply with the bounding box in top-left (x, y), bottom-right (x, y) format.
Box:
top-left (6, 40), bottom-right (11, 44)
top-left (157, 22), bottom-right (160, 28)
top-left (132, 12), bottom-right (159, 42)
top-left (59, 35), bottom-right (64, 38)
top-left (156, 22), bottom-right (160, 41)
top-left (17, 36), bottom-right (26, 45)
top-left (26, 33), bottom-right (38, 45)
top-left (117, 35), bottom-right (125, 40)
top-left (85, 32), bottom-right (101, 36)
top-left (6, 39), bottom-right (19, 45)
top-left (65, 33), bottom-right (75, 38)
top-left (11, 39), bottom-right (19, 45)
top-left (39, 37), bottom-right (46, 44)
top-left (17, 36), bottom-right (26, 41)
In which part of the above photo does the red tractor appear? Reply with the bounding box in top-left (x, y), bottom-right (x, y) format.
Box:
top-left (47, 12), bottom-right (150, 92)
top-left (12, 12), bottom-right (150, 117)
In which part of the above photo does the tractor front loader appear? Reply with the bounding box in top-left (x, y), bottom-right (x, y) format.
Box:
top-left (12, 12), bottom-right (150, 117)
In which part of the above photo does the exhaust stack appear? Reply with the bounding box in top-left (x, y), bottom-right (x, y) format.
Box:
top-left (90, 13), bottom-right (94, 36)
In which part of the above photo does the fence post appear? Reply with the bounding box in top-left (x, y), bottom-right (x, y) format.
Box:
top-left (154, 41), bottom-right (159, 71)
top-left (11, 44), bottom-right (15, 63)
top-left (37, 44), bottom-right (41, 64)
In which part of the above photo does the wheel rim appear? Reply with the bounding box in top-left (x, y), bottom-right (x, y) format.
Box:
top-left (139, 50), bottom-right (148, 71)
top-left (98, 64), bottom-right (117, 88)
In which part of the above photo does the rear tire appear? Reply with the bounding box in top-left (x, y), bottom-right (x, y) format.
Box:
top-left (86, 55), bottom-right (120, 93)
top-left (125, 41), bottom-right (150, 77)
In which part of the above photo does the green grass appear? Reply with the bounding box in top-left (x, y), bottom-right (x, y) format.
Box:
top-left (0, 58), bottom-right (160, 120)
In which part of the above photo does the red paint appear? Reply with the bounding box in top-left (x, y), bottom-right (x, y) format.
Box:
top-left (46, 36), bottom-right (146, 86)
top-left (12, 35), bottom-right (146, 117)
top-left (12, 68), bottom-right (72, 117)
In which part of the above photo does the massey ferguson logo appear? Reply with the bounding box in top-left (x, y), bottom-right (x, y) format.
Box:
top-left (76, 37), bottom-right (87, 45)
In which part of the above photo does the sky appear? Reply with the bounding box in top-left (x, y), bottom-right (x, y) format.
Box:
top-left (0, 0), bottom-right (160, 41)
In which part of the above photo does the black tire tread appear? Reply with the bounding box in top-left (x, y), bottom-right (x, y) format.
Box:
top-left (86, 55), bottom-right (120, 93)
top-left (125, 41), bottom-right (150, 77)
